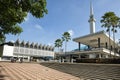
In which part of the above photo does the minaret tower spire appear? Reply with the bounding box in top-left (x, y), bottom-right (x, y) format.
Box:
top-left (88, 1), bottom-right (96, 34)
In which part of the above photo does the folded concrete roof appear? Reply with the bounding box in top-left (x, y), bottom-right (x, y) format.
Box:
top-left (73, 30), bottom-right (120, 48)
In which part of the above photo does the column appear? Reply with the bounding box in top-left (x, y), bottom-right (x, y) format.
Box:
top-left (78, 54), bottom-right (81, 58)
top-left (70, 55), bottom-right (73, 63)
top-left (105, 42), bottom-right (108, 49)
top-left (105, 55), bottom-right (109, 58)
top-left (71, 58), bottom-right (73, 63)
top-left (88, 45), bottom-right (90, 50)
top-left (59, 57), bottom-right (61, 63)
top-left (78, 42), bottom-right (81, 51)
top-left (62, 58), bottom-right (64, 63)
top-left (98, 38), bottom-right (100, 48)
top-left (28, 56), bottom-right (30, 62)
top-left (59, 56), bottom-right (62, 63)
top-left (22, 55), bottom-right (24, 62)
top-left (99, 54), bottom-right (101, 58)
top-left (111, 46), bottom-right (113, 51)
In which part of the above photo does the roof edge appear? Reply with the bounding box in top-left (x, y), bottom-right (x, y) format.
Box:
top-left (73, 30), bottom-right (105, 41)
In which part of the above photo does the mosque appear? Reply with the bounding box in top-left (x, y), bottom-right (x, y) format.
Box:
top-left (72, 3), bottom-right (120, 59)
top-left (0, 39), bottom-right (54, 61)
top-left (59, 3), bottom-right (120, 61)
top-left (0, 3), bottom-right (120, 62)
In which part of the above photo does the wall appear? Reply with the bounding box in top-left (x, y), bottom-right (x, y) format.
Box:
top-left (2, 45), bottom-right (14, 56)
top-left (89, 54), bottom-right (96, 58)
top-left (13, 47), bottom-right (54, 58)
top-left (0, 46), bottom-right (3, 57)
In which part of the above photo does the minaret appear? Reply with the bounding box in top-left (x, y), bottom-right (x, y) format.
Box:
top-left (88, 2), bottom-right (96, 34)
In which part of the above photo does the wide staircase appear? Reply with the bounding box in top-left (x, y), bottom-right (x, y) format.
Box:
top-left (0, 62), bottom-right (79, 80)
top-left (40, 62), bottom-right (120, 80)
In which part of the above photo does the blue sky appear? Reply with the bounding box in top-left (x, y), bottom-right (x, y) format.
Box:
top-left (6, 0), bottom-right (120, 51)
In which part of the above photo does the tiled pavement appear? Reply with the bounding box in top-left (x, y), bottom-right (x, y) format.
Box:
top-left (0, 62), bottom-right (120, 80)
top-left (40, 63), bottom-right (120, 80)
top-left (0, 62), bottom-right (79, 80)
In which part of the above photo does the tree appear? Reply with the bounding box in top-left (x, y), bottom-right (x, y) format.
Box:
top-left (100, 12), bottom-right (120, 57)
top-left (62, 32), bottom-right (71, 53)
top-left (0, 0), bottom-right (48, 43)
top-left (54, 39), bottom-right (63, 52)
top-left (111, 16), bottom-right (120, 54)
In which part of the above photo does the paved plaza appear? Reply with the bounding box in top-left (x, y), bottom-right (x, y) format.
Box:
top-left (0, 62), bottom-right (79, 80)
top-left (0, 62), bottom-right (120, 80)
top-left (41, 63), bottom-right (120, 80)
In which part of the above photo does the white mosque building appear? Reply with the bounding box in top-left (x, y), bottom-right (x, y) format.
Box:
top-left (64, 3), bottom-right (120, 60)
top-left (0, 39), bottom-right (54, 61)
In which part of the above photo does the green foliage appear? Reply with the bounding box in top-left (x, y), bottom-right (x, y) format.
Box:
top-left (100, 11), bottom-right (120, 56)
top-left (0, 0), bottom-right (47, 43)
top-left (62, 32), bottom-right (71, 42)
top-left (54, 32), bottom-right (71, 52)
top-left (54, 39), bottom-right (63, 50)
top-left (30, 0), bottom-right (48, 18)
top-left (100, 12), bottom-right (120, 32)
top-left (100, 12), bottom-right (120, 34)
top-left (62, 32), bottom-right (71, 52)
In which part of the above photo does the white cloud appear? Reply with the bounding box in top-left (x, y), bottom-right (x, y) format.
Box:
top-left (68, 29), bottom-right (74, 36)
top-left (48, 43), bottom-right (52, 46)
top-left (35, 24), bottom-right (43, 30)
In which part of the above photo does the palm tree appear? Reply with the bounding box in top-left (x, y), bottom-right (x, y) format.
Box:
top-left (111, 16), bottom-right (120, 55)
top-left (100, 12), bottom-right (120, 57)
top-left (62, 32), bottom-right (71, 54)
top-left (54, 38), bottom-right (63, 53)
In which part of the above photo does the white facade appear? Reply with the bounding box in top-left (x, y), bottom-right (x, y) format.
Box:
top-left (0, 40), bottom-right (55, 61)
top-left (2, 45), bottom-right (14, 56)
top-left (13, 47), bottom-right (54, 57)
top-left (89, 54), bottom-right (96, 58)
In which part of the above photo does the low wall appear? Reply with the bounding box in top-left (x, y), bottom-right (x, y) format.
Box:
top-left (76, 58), bottom-right (120, 64)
